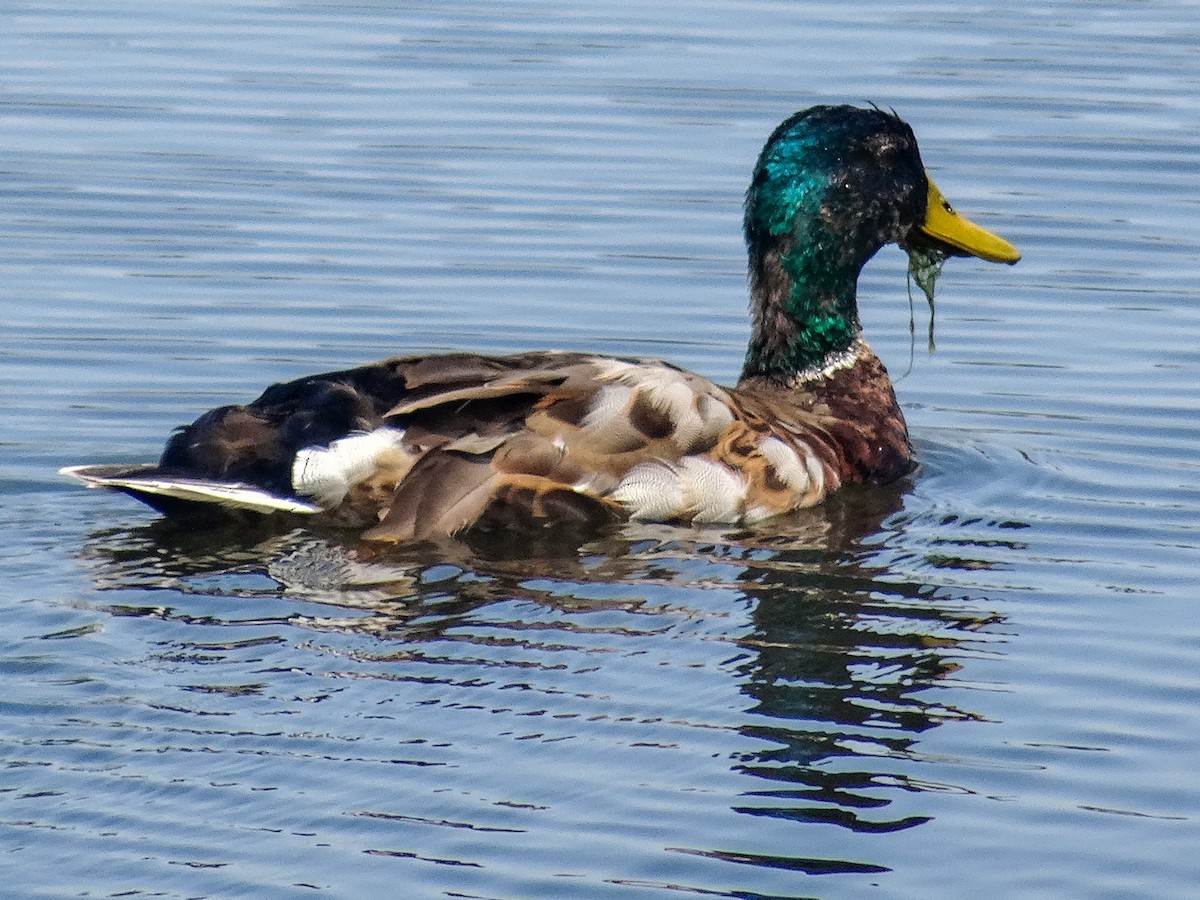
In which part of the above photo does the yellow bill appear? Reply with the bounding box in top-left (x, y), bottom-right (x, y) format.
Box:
top-left (920, 178), bottom-right (1021, 264)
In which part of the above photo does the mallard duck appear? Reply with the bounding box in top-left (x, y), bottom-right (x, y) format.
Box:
top-left (61, 104), bottom-right (1019, 542)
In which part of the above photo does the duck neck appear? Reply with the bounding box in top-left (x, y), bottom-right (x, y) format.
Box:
top-left (740, 234), bottom-right (866, 386)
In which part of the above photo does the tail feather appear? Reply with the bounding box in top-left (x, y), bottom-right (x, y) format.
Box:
top-left (58, 464), bottom-right (322, 515)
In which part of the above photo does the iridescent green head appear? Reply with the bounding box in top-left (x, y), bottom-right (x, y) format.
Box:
top-left (740, 105), bottom-right (1019, 384)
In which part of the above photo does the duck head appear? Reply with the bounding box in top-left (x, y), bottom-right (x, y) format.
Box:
top-left (741, 104), bottom-right (1019, 384)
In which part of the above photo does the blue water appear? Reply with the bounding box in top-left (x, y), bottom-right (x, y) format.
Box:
top-left (4, 2), bottom-right (1200, 897)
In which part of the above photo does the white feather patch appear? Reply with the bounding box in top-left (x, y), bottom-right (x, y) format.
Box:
top-left (757, 437), bottom-right (812, 491)
top-left (802, 449), bottom-right (827, 499)
top-left (292, 428), bottom-right (408, 508)
top-left (580, 384), bottom-right (633, 431)
top-left (610, 462), bottom-right (685, 521)
top-left (678, 457), bottom-right (748, 522)
top-left (612, 457), bottom-right (747, 523)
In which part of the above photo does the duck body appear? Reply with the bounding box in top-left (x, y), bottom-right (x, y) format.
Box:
top-left (62, 105), bottom-right (1019, 541)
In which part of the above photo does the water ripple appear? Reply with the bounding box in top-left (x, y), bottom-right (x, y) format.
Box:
top-left (6, 1), bottom-right (1200, 897)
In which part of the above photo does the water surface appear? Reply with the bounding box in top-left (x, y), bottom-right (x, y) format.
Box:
top-left (3, 2), bottom-right (1200, 897)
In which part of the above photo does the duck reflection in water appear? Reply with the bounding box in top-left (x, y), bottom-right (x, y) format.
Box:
top-left (74, 474), bottom-right (1020, 857)
top-left (728, 488), bottom-right (1006, 839)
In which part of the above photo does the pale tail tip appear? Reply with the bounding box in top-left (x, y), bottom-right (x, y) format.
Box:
top-left (58, 463), bottom-right (323, 515)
